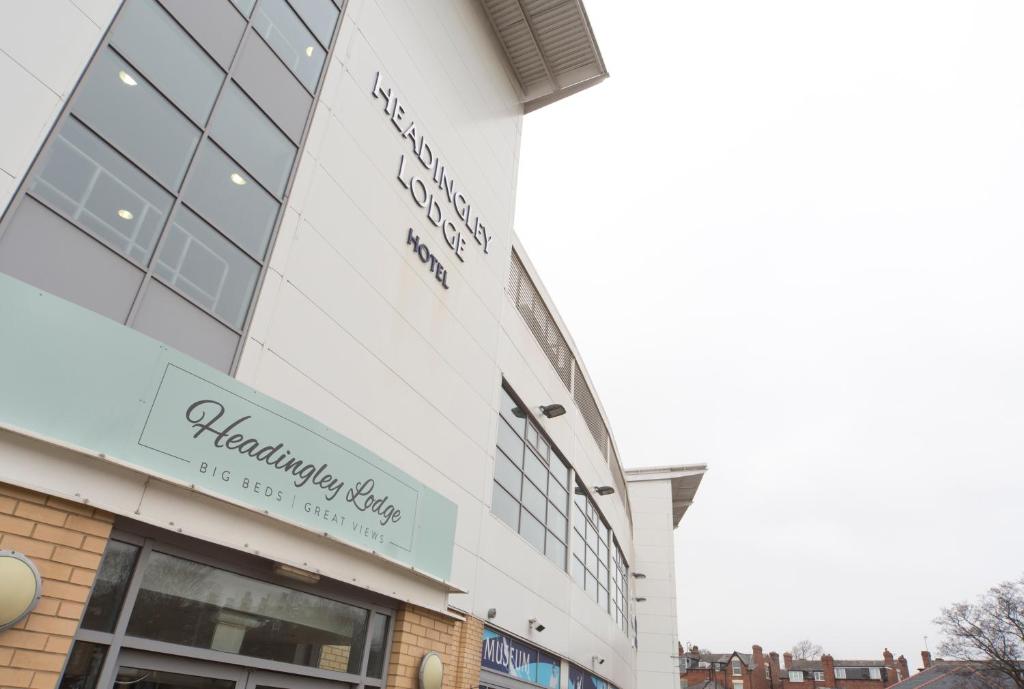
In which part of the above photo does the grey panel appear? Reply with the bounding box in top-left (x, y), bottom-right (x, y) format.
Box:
top-left (0, 197), bottom-right (144, 322)
top-left (133, 280), bottom-right (239, 372)
top-left (233, 32), bottom-right (313, 143)
top-left (112, 0), bottom-right (225, 125)
top-left (252, 0), bottom-right (326, 92)
top-left (286, 0), bottom-right (339, 47)
top-left (156, 0), bottom-right (246, 69)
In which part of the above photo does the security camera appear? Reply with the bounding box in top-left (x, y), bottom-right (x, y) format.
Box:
top-left (535, 623), bottom-right (546, 632)
top-left (529, 618), bottom-right (545, 633)
top-left (599, 658), bottom-right (605, 665)
top-left (592, 655), bottom-right (606, 666)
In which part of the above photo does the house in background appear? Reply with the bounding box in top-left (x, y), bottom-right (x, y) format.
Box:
top-left (889, 652), bottom-right (1017, 689)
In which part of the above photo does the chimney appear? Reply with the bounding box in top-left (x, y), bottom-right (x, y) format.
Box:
top-left (784, 653), bottom-right (793, 671)
top-left (921, 651), bottom-right (931, 670)
top-left (753, 646), bottom-right (767, 689)
top-left (898, 656), bottom-right (909, 682)
top-left (769, 652), bottom-right (782, 689)
top-left (821, 654), bottom-right (835, 688)
top-left (881, 650), bottom-right (896, 687)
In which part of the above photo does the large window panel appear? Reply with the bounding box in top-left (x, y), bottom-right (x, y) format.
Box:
top-left (29, 117), bottom-right (173, 266)
top-left (153, 207), bottom-right (259, 327)
top-left (111, 0), bottom-right (225, 125)
top-left (287, 0), bottom-right (340, 47)
top-left (73, 49), bottom-right (200, 190)
top-left (183, 141), bottom-right (279, 259)
top-left (209, 82), bottom-right (296, 196)
top-left (81, 540), bottom-right (141, 633)
top-left (252, 0), bottom-right (327, 91)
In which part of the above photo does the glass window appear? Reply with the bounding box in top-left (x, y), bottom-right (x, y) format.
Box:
top-left (209, 82), bottom-right (296, 196)
top-left (58, 642), bottom-right (106, 689)
top-left (546, 506), bottom-right (566, 535)
top-left (73, 49), bottom-right (200, 190)
top-left (549, 456), bottom-right (568, 487)
top-left (111, 0), bottom-right (224, 125)
top-left (521, 479), bottom-right (546, 520)
top-left (492, 483), bottom-right (519, 530)
top-left (523, 449), bottom-right (547, 489)
top-left (544, 536), bottom-right (565, 568)
top-left (153, 207), bottom-right (259, 327)
top-left (29, 117), bottom-right (172, 266)
top-left (81, 540), bottom-right (140, 632)
top-left (494, 450), bottom-right (522, 499)
top-left (790, 672), bottom-right (804, 682)
top-left (499, 388), bottom-right (525, 433)
top-left (231, 0), bottom-right (257, 17)
top-left (366, 612), bottom-right (390, 679)
top-left (183, 141), bottom-right (279, 258)
top-left (287, 0), bottom-right (340, 47)
top-left (497, 420), bottom-right (524, 465)
top-left (115, 668), bottom-right (236, 689)
top-left (252, 0), bottom-right (327, 91)
top-left (126, 551), bottom-right (370, 674)
top-left (733, 660), bottom-right (742, 676)
top-left (549, 482), bottom-right (568, 515)
top-left (519, 511), bottom-right (545, 552)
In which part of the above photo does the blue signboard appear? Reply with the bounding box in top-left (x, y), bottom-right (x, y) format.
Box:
top-left (481, 628), bottom-right (560, 688)
top-left (569, 664), bottom-right (611, 689)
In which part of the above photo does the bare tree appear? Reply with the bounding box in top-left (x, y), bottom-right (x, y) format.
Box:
top-left (791, 640), bottom-right (823, 660)
top-left (936, 574), bottom-right (1024, 689)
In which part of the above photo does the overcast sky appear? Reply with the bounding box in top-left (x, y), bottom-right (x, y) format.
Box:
top-left (514, 0), bottom-right (1024, 665)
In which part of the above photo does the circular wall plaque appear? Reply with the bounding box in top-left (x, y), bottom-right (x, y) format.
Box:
top-left (418, 651), bottom-right (443, 689)
top-left (0, 551), bottom-right (42, 632)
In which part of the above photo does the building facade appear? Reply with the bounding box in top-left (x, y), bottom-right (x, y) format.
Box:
top-left (0, 2), bottom-right (706, 689)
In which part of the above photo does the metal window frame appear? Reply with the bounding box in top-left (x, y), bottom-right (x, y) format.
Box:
top-left (0, 0), bottom-right (347, 375)
top-left (65, 518), bottom-right (394, 689)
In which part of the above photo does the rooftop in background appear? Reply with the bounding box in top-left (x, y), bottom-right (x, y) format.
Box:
top-left (481, 0), bottom-right (607, 111)
top-left (892, 662), bottom-right (1018, 689)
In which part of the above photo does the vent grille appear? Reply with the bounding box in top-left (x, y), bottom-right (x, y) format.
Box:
top-left (573, 360), bottom-right (608, 456)
top-left (507, 251), bottom-right (574, 391)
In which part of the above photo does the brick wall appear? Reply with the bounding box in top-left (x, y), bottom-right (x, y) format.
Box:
top-left (0, 483), bottom-right (112, 689)
top-left (385, 604), bottom-right (484, 689)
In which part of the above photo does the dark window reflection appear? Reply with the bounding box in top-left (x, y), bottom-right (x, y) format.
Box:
top-left (114, 667), bottom-right (235, 689)
top-left (81, 540), bottom-right (140, 632)
top-left (365, 612), bottom-right (390, 678)
top-left (58, 641), bottom-right (106, 689)
top-left (126, 552), bottom-right (370, 674)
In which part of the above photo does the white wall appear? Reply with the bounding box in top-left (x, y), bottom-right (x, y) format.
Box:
top-left (630, 479), bottom-right (682, 689)
top-left (0, 0), bottom-right (120, 214)
top-left (235, 0), bottom-right (638, 685)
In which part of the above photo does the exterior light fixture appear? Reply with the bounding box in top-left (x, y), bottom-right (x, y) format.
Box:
top-left (118, 70), bottom-right (138, 86)
top-left (634, 597), bottom-right (647, 602)
top-left (419, 652), bottom-right (443, 689)
top-left (117, 209), bottom-right (134, 220)
top-left (632, 572), bottom-right (647, 579)
top-left (0, 551), bottom-right (42, 632)
top-left (594, 485), bottom-right (615, 496)
top-left (230, 172), bottom-right (247, 185)
top-left (539, 404), bottom-right (566, 418)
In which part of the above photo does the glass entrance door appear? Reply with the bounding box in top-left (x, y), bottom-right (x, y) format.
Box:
top-left (110, 652), bottom-right (355, 689)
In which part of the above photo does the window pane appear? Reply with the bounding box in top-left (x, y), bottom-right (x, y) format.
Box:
top-left (115, 668), bottom-right (235, 689)
top-left (544, 535), bottom-right (565, 569)
top-left (548, 482), bottom-right (568, 515)
top-left (126, 551), bottom-right (371, 673)
top-left (492, 483), bottom-right (519, 530)
top-left (252, 0), bottom-right (327, 91)
top-left (523, 449), bottom-right (547, 489)
top-left (366, 612), bottom-right (390, 679)
top-left (154, 207), bottom-right (259, 327)
top-left (183, 141), bottom-right (279, 258)
top-left (499, 388), bottom-right (525, 433)
top-left (209, 82), bottom-right (296, 196)
top-left (111, 0), bottom-right (224, 124)
top-left (549, 457), bottom-right (569, 487)
top-left (29, 117), bottom-right (172, 266)
top-left (546, 506), bottom-right (566, 536)
top-left (58, 642), bottom-right (106, 689)
top-left (74, 49), bottom-right (200, 189)
top-left (494, 449), bottom-right (522, 499)
top-left (519, 510), bottom-right (545, 552)
top-left (81, 540), bottom-right (140, 632)
top-left (525, 422), bottom-right (538, 449)
top-left (232, 0), bottom-right (256, 17)
top-left (521, 478), bottom-right (546, 520)
top-left (496, 419), bottom-right (524, 466)
top-left (287, 0), bottom-right (340, 46)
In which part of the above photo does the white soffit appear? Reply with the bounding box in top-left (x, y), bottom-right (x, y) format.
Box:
top-left (481, 0), bottom-right (608, 112)
top-left (625, 464), bottom-right (708, 528)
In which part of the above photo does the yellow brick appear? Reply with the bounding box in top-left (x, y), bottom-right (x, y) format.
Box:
top-left (38, 579), bottom-right (91, 603)
top-left (13, 503), bottom-right (67, 527)
top-left (81, 535), bottom-right (107, 554)
top-left (69, 568), bottom-right (95, 586)
top-left (30, 671), bottom-right (60, 689)
top-left (32, 524), bottom-right (85, 548)
top-left (11, 650), bottom-right (65, 672)
top-left (0, 648), bottom-right (13, 664)
top-left (50, 546), bottom-right (101, 570)
top-left (0, 629), bottom-right (49, 650)
top-left (56, 601), bottom-right (84, 620)
top-left (0, 484), bottom-right (46, 505)
top-left (0, 534), bottom-right (55, 559)
top-left (0, 513), bottom-right (36, 536)
top-left (0, 667), bottom-right (34, 688)
top-left (64, 514), bottom-right (112, 538)
top-left (43, 636), bottom-right (72, 654)
top-left (24, 613), bottom-right (78, 636)
top-left (33, 560), bottom-right (72, 582)
top-left (0, 495), bottom-right (17, 514)
top-left (33, 598), bottom-right (61, 617)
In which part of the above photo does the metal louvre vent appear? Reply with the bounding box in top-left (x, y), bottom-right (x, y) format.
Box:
top-left (507, 250), bottom-right (574, 391)
top-left (573, 359), bottom-right (608, 456)
top-left (506, 249), bottom-right (613, 460)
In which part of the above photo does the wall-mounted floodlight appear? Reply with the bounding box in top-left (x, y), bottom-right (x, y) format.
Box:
top-left (634, 597), bottom-right (648, 602)
top-left (574, 485), bottom-right (616, 496)
top-left (632, 572), bottom-right (647, 579)
top-left (539, 404), bottom-right (566, 418)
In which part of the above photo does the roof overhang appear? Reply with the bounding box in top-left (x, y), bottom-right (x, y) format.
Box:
top-left (480, 0), bottom-right (608, 112)
top-left (625, 464), bottom-right (707, 528)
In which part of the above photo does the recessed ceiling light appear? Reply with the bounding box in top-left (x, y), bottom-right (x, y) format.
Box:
top-left (305, 46), bottom-right (315, 57)
top-left (117, 209), bottom-right (134, 220)
top-left (230, 172), bottom-right (247, 186)
top-left (118, 70), bottom-right (138, 86)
